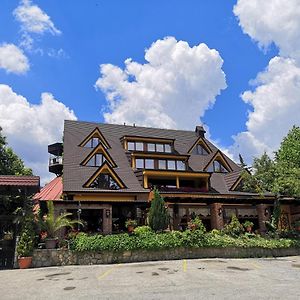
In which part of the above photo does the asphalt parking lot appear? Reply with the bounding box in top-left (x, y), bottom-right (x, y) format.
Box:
top-left (1, 256), bottom-right (300, 300)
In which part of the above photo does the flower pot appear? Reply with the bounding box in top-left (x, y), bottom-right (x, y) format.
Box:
top-left (246, 226), bottom-right (252, 233)
top-left (45, 238), bottom-right (57, 249)
top-left (18, 257), bottom-right (32, 269)
top-left (127, 226), bottom-right (134, 233)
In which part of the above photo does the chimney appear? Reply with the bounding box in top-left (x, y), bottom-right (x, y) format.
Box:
top-left (195, 125), bottom-right (206, 138)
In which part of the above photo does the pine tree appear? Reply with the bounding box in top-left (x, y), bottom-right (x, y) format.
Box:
top-left (148, 188), bottom-right (169, 232)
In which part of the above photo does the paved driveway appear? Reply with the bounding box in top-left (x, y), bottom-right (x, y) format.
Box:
top-left (1, 256), bottom-right (300, 299)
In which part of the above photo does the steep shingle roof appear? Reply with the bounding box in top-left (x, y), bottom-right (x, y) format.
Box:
top-left (63, 120), bottom-right (243, 194)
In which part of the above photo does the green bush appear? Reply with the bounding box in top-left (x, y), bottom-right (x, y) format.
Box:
top-left (222, 216), bottom-right (244, 237)
top-left (17, 216), bottom-right (35, 257)
top-left (69, 229), bottom-right (300, 253)
top-left (134, 226), bottom-right (153, 236)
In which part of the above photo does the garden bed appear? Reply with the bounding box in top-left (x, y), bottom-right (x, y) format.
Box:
top-left (32, 230), bottom-right (300, 267)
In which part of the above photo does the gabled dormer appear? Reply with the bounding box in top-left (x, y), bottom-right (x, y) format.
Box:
top-left (79, 127), bottom-right (111, 149)
top-left (204, 151), bottom-right (232, 173)
top-left (83, 162), bottom-right (126, 189)
top-left (80, 144), bottom-right (117, 168)
top-left (188, 137), bottom-right (211, 155)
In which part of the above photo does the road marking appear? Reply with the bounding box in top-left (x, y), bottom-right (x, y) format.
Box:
top-left (98, 264), bottom-right (121, 280)
top-left (183, 259), bottom-right (187, 272)
top-left (251, 262), bottom-right (261, 269)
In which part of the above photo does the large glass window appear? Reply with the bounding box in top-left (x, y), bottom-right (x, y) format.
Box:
top-left (90, 174), bottom-right (120, 189)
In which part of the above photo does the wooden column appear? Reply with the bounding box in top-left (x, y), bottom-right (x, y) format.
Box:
top-left (257, 204), bottom-right (268, 233)
top-left (210, 203), bottom-right (223, 230)
top-left (102, 205), bottom-right (112, 235)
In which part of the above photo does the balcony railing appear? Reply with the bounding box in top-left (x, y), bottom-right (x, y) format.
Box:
top-left (49, 156), bottom-right (63, 166)
top-left (152, 185), bottom-right (208, 193)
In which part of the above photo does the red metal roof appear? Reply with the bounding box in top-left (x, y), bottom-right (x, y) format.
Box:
top-left (0, 175), bottom-right (40, 187)
top-left (33, 176), bottom-right (62, 201)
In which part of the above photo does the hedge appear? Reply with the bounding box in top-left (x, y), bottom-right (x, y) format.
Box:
top-left (69, 229), bottom-right (300, 253)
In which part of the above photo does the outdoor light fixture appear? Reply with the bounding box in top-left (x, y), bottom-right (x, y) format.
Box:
top-left (106, 209), bottom-right (111, 217)
top-left (264, 208), bottom-right (269, 217)
top-left (218, 207), bottom-right (223, 216)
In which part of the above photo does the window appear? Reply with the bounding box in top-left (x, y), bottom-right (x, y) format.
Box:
top-left (192, 144), bottom-right (209, 155)
top-left (156, 144), bottom-right (164, 152)
top-left (127, 140), bottom-right (173, 153)
top-left (176, 160), bottom-right (186, 170)
top-left (128, 142), bottom-right (135, 151)
top-left (158, 160), bottom-right (166, 169)
top-left (145, 159), bottom-right (154, 169)
top-left (90, 174), bottom-right (120, 189)
top-left (84, 137), bottom-right (100, 148)
top-left (136, 158), bottom-right (144, 169)
top-left (207, 160), bottom-right (228, 173)
top-left (165, 144), bottom-right (172, 153)
top-left (86, 153), bottom-right (106, 167)
top-left (167, 160), bottom-right (176, 170)
top-left (135, 142), bottom-right (144, 151)
top-left (148, 143), bottom-right (155, 152)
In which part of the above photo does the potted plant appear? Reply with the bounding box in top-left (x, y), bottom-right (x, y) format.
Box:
top-left (3, 230), bottom-right (13, 241)
top-left (125, 219), bottom-right (137, 233)
top-left (39, 201), bottom-right (82, 249)
top-left (243, 220), bottom-right (254, 233)
top-left (17, 217), bottom-right (35, 269)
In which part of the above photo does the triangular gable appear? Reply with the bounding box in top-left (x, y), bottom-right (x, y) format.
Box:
top-left (204, 150), bottom-right (233, 172)
top-left (83, 162), bottom-right (126, 189)
top-left (79, 127), bottom-right (111, 149)
top-left (230, 175), bottom-right (243, 191)
top-left (80, 144), bottom-right (117, 168)
top-left (188, 137), bottom-right (212, 154)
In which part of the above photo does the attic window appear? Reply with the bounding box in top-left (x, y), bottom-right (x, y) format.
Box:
top-left (207, 160), bottom-right (228, 173)
top-left (86, 153), bottom-right (106, 167)
top-left (89, 174), bottom-right (120, 190)
top-left (193, 144), bottom-right (209, 155)
top-left (84, 137), bottom-right (101, 148)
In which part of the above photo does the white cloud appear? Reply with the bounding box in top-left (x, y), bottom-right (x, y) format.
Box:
top-left (0, 43), bottom-right (29, 74)
top-left (0, 84), bottom-right (77, 184)
top-left (13, 0), bottom-right (61, 36)
top-left (233, 0), bottom-right (300, 61)
top-left (230, 1), bottom-right (300, 163)
top-left (230, 57), bottom-right (300, 162)
top-left (95, 37), bottom-right (227, 130)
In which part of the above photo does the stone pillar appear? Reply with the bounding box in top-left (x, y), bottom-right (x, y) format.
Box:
top-left (257, 204), bottom-right (268, 233)
top-left (210, 203), bottom-right (223, 230)
top-left (102, 205), bottom-right (112, 235)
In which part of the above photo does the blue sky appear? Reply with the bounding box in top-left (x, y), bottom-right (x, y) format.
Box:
top-left (0, 1), bottom-right (299, 182)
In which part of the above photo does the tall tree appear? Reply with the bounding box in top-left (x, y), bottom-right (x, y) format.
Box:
top-left (148, 188), bottom-right (169, 232)
top-left (242, 152), bottom-right (275, 194)
top-left (273, 126), bottom-right (300, 197)
top-left (0, 126), bottom-right (32, 175)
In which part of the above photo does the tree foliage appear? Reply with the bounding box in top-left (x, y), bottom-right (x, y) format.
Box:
top-left (0, 126), bottom-right (32, 175)
top-left (242, 126), bottom-right (300, 198)
top-left (148, 188), bottom-right (169, 232)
